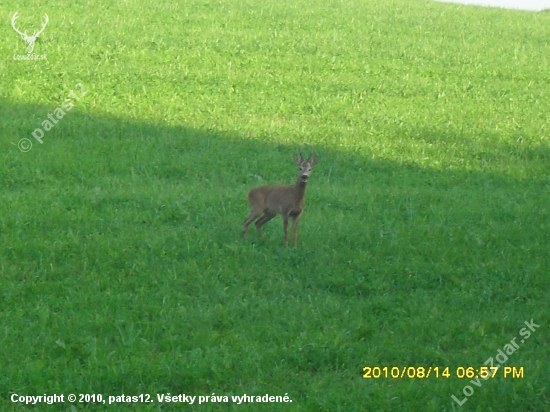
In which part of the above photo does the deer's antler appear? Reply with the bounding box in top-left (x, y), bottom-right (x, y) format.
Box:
top-left (33, 14), bottom-right (49, 38)
top-left (11, 12), bottom-right (26, 37)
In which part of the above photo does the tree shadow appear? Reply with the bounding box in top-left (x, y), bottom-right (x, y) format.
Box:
top-left (1, 99), bottom-right (548, 406)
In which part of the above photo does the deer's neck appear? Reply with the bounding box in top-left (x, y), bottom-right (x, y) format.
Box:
top-left (294, 178), bottom-right (307, 199)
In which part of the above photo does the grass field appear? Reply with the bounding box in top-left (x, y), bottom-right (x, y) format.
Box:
top-left (1, 0), bottom-right (549, 410)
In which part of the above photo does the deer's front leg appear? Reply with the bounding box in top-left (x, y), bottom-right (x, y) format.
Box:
top-left (283, 214), bottom-right (289, 247)
top-left (292, 214), bottom-right (301, 247)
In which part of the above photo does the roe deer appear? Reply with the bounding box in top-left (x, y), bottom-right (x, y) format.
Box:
top-left (243, 150), bottom-right (318, 247)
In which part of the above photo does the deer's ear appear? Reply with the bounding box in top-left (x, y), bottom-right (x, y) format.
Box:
top-left (293, 154), bottom-right (302, 165)
top-left (310, 156), bottom-right (318, 167)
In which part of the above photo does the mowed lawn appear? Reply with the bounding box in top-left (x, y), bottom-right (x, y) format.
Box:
top-left (1, 0), bottom-right (549, 410)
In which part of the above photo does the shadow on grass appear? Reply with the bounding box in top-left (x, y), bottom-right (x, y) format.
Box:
top-left (1, 99), bottom-right (548, 409)
top-left (2, 97), bottom-right (548, 293)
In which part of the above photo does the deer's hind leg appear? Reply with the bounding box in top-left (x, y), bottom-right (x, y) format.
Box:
top-left (255, 211), bottom-right (276, 239)
top-left (243, 210), bottom-right (262, 238)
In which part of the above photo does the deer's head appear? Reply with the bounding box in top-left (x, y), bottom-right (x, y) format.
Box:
top-left (294, 150), bottom-right (318, 183)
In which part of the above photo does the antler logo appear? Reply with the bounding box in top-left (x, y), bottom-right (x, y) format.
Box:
top-left (11, 12), bottom-right (49, 54)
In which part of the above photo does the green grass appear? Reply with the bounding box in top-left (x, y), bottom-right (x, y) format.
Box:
top-left (1, 0), bottom-right (549, 410)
